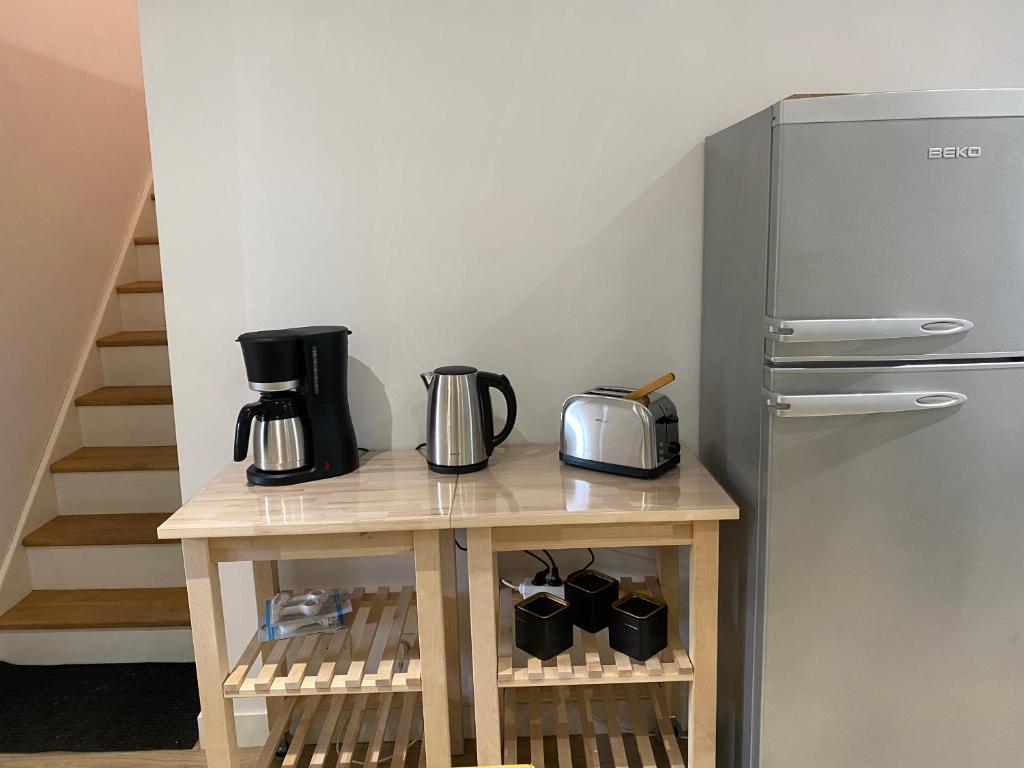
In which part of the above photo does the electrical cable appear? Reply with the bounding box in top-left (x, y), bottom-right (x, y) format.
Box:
top-left (582, 547), bottom-right (595, 571)
top-left (453, 532), bottom-right (466, 552)
top-left (542, 548), bottom-right (562, 585)
top-left (522, 549), bottom-right (550, 585)
top-left (522, 550), bottom-right (550, 571)
top-left (565, 548), bottom-right (598, 581)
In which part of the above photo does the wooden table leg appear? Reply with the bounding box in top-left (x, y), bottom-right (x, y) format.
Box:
top-left (441, 530), bottom-right (465, 754)
top-left (688, 520), bottom-right (720, 768)
top-left (252, 561), bottom-right (282, 727)
top-left (414, 530), bottom-right (453, 768)
top-left (658, 544), bottom-right (682, 718)
top-left (467, 527), bottom-right (501, 765)
top-left (182, 538), bottom-right (239, 768)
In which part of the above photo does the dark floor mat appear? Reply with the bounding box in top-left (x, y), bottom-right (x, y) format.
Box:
top-left (0, 661), bottom-right (200, 752)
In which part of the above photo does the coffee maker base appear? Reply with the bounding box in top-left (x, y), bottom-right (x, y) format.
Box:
top-left (427, 458), bottom-right (489, 475)
top-left (245, 460), bottom-right (358, 487)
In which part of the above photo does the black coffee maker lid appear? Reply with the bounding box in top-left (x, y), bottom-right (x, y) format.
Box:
top-left (237, 326), bottom-right (351, 390)
top-left (434, 365), bottom-right (477, 375)
top-left (237, 325), bottom-right (351, 343)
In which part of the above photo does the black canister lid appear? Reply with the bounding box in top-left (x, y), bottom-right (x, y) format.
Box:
top-left (434, 365), bottom-right (477, 375)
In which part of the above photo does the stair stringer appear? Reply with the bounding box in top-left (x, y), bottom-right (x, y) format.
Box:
top-left (0, 174), bottom-right (155, 615)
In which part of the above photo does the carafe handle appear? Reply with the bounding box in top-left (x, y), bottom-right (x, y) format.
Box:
top-left (233, 401), bottom-right (262, 461)
top-left (476, 371), bottom-right (517, 455)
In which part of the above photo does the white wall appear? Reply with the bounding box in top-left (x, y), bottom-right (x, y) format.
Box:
top-left (0, 0), bottom-right (151, 607)
top-left (137, 0), bottom-right (1024, 735)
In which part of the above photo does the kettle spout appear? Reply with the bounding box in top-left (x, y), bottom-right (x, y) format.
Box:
top-left (420, 371), bottom-right (434, 389)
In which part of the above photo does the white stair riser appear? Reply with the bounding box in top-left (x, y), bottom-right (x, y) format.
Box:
top-left (136, 198), bottom-right (158, 239)
top-left (119, 292), bottom-right (166, 330)
top-left (55, 470), bottom-right (181, 515)
top-left (100, 345), bottom-right (171, 386)
top-left (137, 243), bottom-right (162, 281)
top-left (78, 404), bottom-right (176, 447)
top-left (0, 628), bottom-right (194, 665)
top-left (28, 545), bottom-right (185, 589)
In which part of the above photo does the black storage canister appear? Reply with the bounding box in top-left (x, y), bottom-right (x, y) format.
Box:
top-left (514, 592), bottom-right (573, 661)
top-left (564, 569), bottom-right (619, 633)
top-left (608, 592), bottom-right (668, 661)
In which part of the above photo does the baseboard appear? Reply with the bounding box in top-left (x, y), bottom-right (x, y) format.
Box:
top-left (198, 703), bottom-right (269, 749)
top-left (0, 626), bottom-right (193, 665)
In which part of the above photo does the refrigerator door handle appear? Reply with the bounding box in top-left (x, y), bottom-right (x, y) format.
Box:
top-left (765, 390), bottom-right (968, 417)
top-left (764, 316), bottom-right (974, 342)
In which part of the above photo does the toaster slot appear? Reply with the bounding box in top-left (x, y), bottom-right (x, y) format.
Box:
top-left (587, 386), bottom-right (632, 398)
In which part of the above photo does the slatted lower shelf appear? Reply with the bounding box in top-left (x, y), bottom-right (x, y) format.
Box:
top-left (503, 683), bottom-right (685, 768)
top-left (225, 586), bottom-right (420, 697)
top-left (499, 576), bottom-right (693, 687)
top-left (254, 691), bottom-right (424, 768)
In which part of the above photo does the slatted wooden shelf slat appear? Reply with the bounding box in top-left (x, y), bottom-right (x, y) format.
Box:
top-left (253, 691), bottom-right (422, 768)
top-left (498, 576), bottom-right (693, 688)
top-left (502, 683), bottom-right (685, 768)
top-left (224, 586), bottom-right (421, 698)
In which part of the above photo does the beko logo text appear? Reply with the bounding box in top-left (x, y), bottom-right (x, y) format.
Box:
top-left (927, 146), bottom-right (981, 159)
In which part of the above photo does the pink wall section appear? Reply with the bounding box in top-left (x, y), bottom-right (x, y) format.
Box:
top-left (0, 0), bottom-right (152, 580)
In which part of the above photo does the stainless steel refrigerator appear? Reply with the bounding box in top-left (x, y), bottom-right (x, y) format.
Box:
top-left (700, 90), bottom-right (1024, 768)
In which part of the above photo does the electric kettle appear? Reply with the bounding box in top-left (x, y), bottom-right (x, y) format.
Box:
top-left (420, 365), bottom-right (517, 473)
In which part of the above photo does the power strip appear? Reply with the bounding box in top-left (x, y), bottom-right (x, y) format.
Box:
top-left (513, 580), bottom-right (565, 600)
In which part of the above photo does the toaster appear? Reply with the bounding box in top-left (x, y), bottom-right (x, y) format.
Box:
top-left (559, 386), bottom-right (681, 478)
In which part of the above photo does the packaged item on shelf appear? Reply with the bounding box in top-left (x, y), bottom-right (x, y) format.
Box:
top-left (259, 588), bottom-right (353, 641)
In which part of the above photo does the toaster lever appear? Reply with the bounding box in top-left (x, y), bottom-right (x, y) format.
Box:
top-left (656, 415), bottom-right (679, 425)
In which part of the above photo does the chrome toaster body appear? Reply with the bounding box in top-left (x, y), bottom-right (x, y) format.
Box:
top-left (559, 386), bottom-right (681, 478)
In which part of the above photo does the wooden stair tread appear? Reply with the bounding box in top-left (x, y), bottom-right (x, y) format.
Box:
top-left (51, 446), bottom-right (178, 473)
top-left (23, 514), bottom-right (174, 547)
top-left (134, 235), bottom-right (159, 246)
top-left (75, 386), bottom-right (173, 406)
top-left (96, 329), bottom-right (167, 347)
top-left (0, 588), bottom-right (189, 630)
top-left (116, 280), bottom-right (163, 294)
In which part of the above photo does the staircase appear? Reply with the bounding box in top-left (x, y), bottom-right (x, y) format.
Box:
top-left (0, 193), bottom-right (193, 664)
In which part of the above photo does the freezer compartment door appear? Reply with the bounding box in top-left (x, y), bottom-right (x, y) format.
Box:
top-left (767, 116), bottom-right (1024, 360)
top-left (760, 362), bottom-right (1024, 768)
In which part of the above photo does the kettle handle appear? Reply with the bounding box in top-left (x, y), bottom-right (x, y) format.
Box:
top-left (476, 372), bottom-right (517, 455)
top-left (234, 401), bottom-right (262, 461)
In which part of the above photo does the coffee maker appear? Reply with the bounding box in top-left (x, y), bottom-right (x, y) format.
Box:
top-left (234, 326), bottom-right (359, 486)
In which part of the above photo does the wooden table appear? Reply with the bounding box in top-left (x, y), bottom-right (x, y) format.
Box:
top-left (158, 451), bottom-right (463, 768)
top-left (161, 444), bottom-right (737, 768)
top-left (456, 444), bottom-right (738, 768)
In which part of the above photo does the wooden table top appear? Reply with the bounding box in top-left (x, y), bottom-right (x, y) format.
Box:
top-left (158, 444), bottom-right (737, 540)
top-left (452, 444), bottom-right (738, 528)
top-left (158, 450), bottom-right (455, 539)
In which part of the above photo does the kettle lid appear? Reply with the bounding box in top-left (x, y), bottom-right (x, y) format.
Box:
top-left (433, 365), bottom-right (477, 375)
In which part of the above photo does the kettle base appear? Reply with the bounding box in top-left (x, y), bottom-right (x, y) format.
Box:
top-left (427, 458), bottom-right (489, 475)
